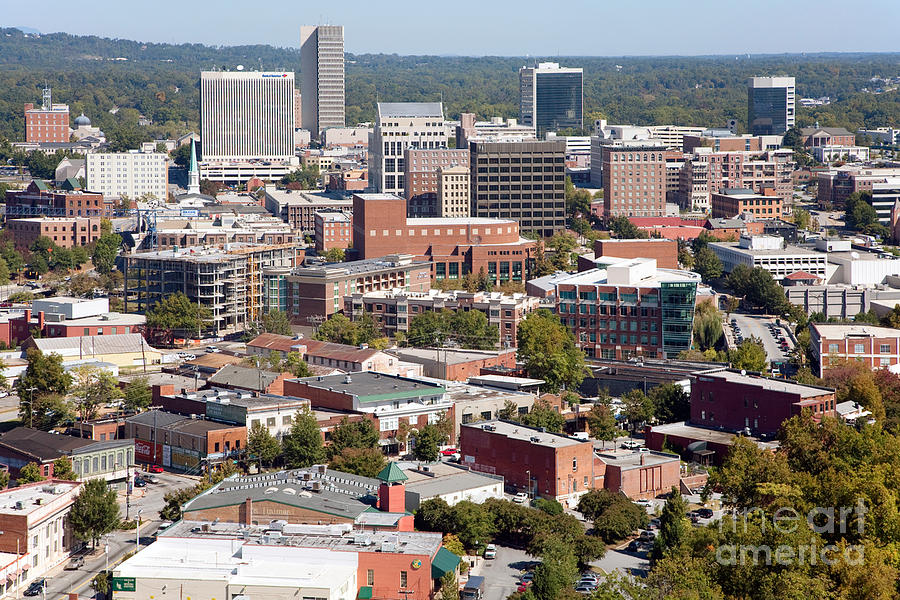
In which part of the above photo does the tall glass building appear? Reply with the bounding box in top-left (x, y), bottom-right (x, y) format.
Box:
top-left (520, 63), bottom-right (583, 136)
top-left (748, 76), bottom-right (795, 135)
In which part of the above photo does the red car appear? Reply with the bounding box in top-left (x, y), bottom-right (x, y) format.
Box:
top-left (148, 465), bottom-right (163, 473)
top-left (439, 448), bottom-right (458, 456)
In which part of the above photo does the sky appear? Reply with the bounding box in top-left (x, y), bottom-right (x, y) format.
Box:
top-left (6, 0), bottom-right (900, 56)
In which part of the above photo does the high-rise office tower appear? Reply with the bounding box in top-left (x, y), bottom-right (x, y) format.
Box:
top-left (300, 25), bottom-right (345, 138)
top-left (369, 102), bottom-right (448, 196)
top-left (748, 77), bottom-right (795, 136)
top-left (519, 62), bottom-right (583, 136)
top-left (200, 71), bottom-right (295, 162)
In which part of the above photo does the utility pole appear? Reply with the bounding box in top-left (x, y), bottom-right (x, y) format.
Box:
top-left (25, 387), bottom-right (37, 428)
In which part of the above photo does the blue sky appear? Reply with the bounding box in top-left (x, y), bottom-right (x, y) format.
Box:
top-left (7, 0), bottom-right (899, 56)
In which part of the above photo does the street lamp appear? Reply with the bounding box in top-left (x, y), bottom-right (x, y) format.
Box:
top-left (525, 470), bottom-right (531, 499)
top-left (136, 509), bottom-right (143, 549)
top-left (25, 387), bottom-right (36, 428)
top-left (104, 535), bottom-right (110, 571)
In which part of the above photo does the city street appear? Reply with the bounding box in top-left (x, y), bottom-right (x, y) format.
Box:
top-left (39, 471), bottom-right (197, 600)
top-left (730, 313), bottom-right (792, 363)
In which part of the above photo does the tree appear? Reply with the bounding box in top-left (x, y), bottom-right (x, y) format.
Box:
top-left (323, 247), bottom-right (346, 262)
top-left (71, 365), bottom-right (120, 435)
top-left (17, 348), bottom-right (72, 429)
top-left (0, 470), bottom-right (9, 490)
top-left (412, 424), bottom-right (444, 461)
top-left (52, 457), bottom-right (77, 481)
top-left (122, 377), bottom-right (152, 411)
top-left (17, 462), bottom-right (45, 484)
top-left (145, 292), bottom-right (211, 339)
top-left (651, 487), bottom-right (688, 561)
top-left (608, 216), bottom-right (648, 239)
top-left (261, 309), bottom-right (292, 336)
top-left (587, 399), bottom-right (619, 444)
top-left (328, 417), bottom-right (379, 458)
top-left (693, 247), bottom-right (723, 283)
top-left (498, 399), bottom-right (520, 421)
top-left (282, 406), bottom-right (325, 468)
top-left (284, 351), bottom-right (313, 377)
top-left (517, 309), bottom-right (586, 393)
top-left (69, 479), bottom-right (120, 549)
top-left (91, 233), bottom-right (121, 275)
top-left (329, 447), bottom-right (386, 478)
top-left (247, 422), bottom-right (280, 467)
top-left (315, 313), bottom-right (360, 345)
top-left (845, 191), bottom-right (878, 231)
top-left (531, 538), bottom-right (579, 600)
top-left (727, 338), bottom-right (768, 372)
top-left (8, 291), bottom-right (35, 303)
top-left (521, 398), bottom-right (566, 433)
top-left (0, 257), bottom-right (10, 286)
top-left (621, 389), bottom-right (654, 430)
top-left (693, 301), bottom-right (723, 351)
top-left (593, 498), bottom-right (649, 543)
top-left (199, 179), bottom-right (220, 197)
top-left (649, 383), bottom-right (690, 423)
top-left (440, 572), bottom-right (459, 600)
top-left (792, 208), bottom-right (811, 230)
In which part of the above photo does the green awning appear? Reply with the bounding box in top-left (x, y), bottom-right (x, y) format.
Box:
top-left (431, 547), bottom-right (461, 579)
top-left (358, 587), bottom-right (373, 599)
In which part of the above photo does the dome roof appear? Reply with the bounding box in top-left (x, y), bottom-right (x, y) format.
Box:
top-left (74, 113), bottom-right (91, 127)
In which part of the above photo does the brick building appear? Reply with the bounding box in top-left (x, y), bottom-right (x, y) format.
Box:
top-left (24, 90), bottom-right (69, 143)
top-left (387, 348), bottom-right (519, 381)
top-left (690, 370), bottom-right (836, 436)
top-left (801, 127), bottom-right (855, 148)
top-left (601, 144), bottom-right (667, 219)
top-left (593, 239), bottom-right (678, 270)
top-left (404, 147), bottom-right (469, 217)
top-left (7, 297), bottom-right (144, 347)
top-left (327, 168), bottom-right (368, 192)
top-left (314, 211), bottom-right (352, 252)
top-left (6, 216), bottom-right (102, 250)
top-left (5, 180), bottom-right (110, 218)
top-left (594, 449), bottom-right (681, 501)
top-left (816, 168), bottom-right (900, 209)
top-left (205, 364), bottom-right (293, 396)
top-left (809, 323), bottom-right (900, 376)
top-left (262, 188), bottom-right (354, 233)
top-left (459, 420), bottom-right (594, 506)
top-left (711, 188), bottom-right (783, 219)
top-left (437, 165), bottom-right (470, 218)
top-left (124, 410), bottom-right (246, 471)
top-left (345, 289), bottom-right (540, 347)
top-left (285, 254), bottom-right (432, 324)
top-left (352, 193), bottom-right (537, 284)
top-left (283, 372), bottom-right (451, 453)
top-left (552, 257), bottom-right (701, 360)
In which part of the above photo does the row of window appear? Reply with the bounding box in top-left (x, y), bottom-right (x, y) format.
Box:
top-left (827, 342), bottom-right (894, 354)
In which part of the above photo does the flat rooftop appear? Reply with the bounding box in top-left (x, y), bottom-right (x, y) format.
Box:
top-left (811, 323), bottom-right (900, 337)
top-left (710, 242), bottom-right (821, 257)
top-left (698, 370), bottom-right (834, 399)
top-left (295, 372), bottom-right (445, 402)
top-left (408, 217), bottom-right (516, 226)
top-left (0, 481), bottom-right (81, 516)
top-left (390, 347), bottom-right (517, 367)
top-left (595, 449), bottom-right (679, 469)
top-left (399, 462), bottom-right (503, 497)
top-left (552, 265), bottom-right (700, 288)
top-left (650, 421), bottom-right (779, 450)
top-left (128, 243), bottom-right (289, 262)
top-left (463, 420), bottom-right (587, 448)
top-left (378, 102), bottom-right (444, 119)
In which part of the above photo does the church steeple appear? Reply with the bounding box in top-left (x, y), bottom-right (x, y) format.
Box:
top-left (187, 138), bottom-right (200, 195)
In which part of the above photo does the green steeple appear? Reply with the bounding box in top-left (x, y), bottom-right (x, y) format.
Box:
top-left (376, 462), bottom-right (408, 484)
top-left (189, 138), bottom-right (198, 172)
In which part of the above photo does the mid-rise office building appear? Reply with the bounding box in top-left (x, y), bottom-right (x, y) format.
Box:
top-left (748, 76), bottom-right (795, 136)
top-left (24, 88), bottom-right (69, 143)
top-left (519, 62), bottom-right (583, 135)
top-left (369, 102), bottom-right (448, 196)
top-left (6, 216), bottom-right (101, 250)
top-left (200, 70), bottom-right (295, 162)
top-left (468, 139), bottom-right (566, 236)
top-left (403, 147), bottom-right (469, 216)
top-left (300, 25), bottom-right (345, 137)
top-left (709, 235), bottom-right (827, 278)
top-left (263, 188), bottom-right (353, 233)
top-left (437, 165), bottom-right (470, 218)
top-left (601, 143), bottom-right (667, 219)
top-left (711, 188), bottom-right (783, 219)
top-left (85, 150), bottom-right (167, 200)
top-left (817, 167), bottom-right (900, 208)
top-left (456, 113), bottom-right (537, 148)
top-left (314, 210), bottom-right (352, 251)
top-left (551, 257), bottom-right (700, 360)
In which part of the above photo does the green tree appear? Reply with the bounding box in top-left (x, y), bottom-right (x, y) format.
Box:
top-left (8, 291), bottom-right (35, 303)
top-left (498, 399), bottom-right (520, 421)
top-left (17, 462), bottom-right (45, 484)
top-left (282, 406), bottom-right (325, 468)
top-left (414, 498), bottom-right (453, 533)
top-left (328, 417), bottom-right (379, 458)
top-left (71, 365), bottom-right (120, 434)
top-left (693, 301), bottom-right (723, 351)
top-left (440, 572), bottom-right (459, 600)
top-left (329, 447), bottom-right (386, 478)
top-left (517, 309), bottom-right (586, 393)
top-left (447, 501), bottom-right (495, 550)
top-left (323, 247), bottom-right (346, 262)
top-left (593, 499), bottom-right (649, 543)
top-left (693, 247), bottom-right (723, 283)
top-left (844, 191), bottom-right (878, 231)
top-left (52, 457), bottom-right (77, 481)
top-left (521, 398), bottom-right (566, 433)
top-left (412, 424), bottom-right (444, 461)
top-left (621, 389), bottom-right (654, 430)
top-left (17, 348), bottom-right (72, 429)
top-left (608, 216), bottom-right (648, 239)
top-left (284, 351), bottom-right (313, 377)
top-left (792, 208), bottom-right (811, 230)
top-left (261, 309), bottom-right (292, 336)
top-left (587, 399), bottom-right (619, 444)
top-left (69, 479), bottom-right (120, 549)
top-left (649, 383), bottom-right (690, 423)
top-left (651, 487), bottom-right (688, 561)
top-left (315, 313), bottom-right (359, 345)
top-left (0, 257), bottom-right (10, 286)
top-left (531, 538), bottom-right (579, 600)
top-left (122, 377), bottom-right (152, 411)
top-left (247, 422), bottom-right (280, 467)
top-left (727, 338), bottom-right (768, 372)
top-left (146, 292), bottom-right (211, 339)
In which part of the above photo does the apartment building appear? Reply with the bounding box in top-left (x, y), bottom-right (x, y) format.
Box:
top-left (262, 188), bottom-right (353, 233)
top-left (810, 323), bottom-right (900, 376)
top-left (816, 168), bottom-right (900, 209)
top-left (711, 188), bottom-right (783, 219)
top-left (85, 150), bottom-right (168, 200)
top-left (403, 147), bottom-right (469, 216)
top-left (153, 215), bottom-right (296, 250)
top-left (314, 211), bottom-right (352, 251)
top-left (24, 88), bottom-right (69, 143)
top-left (6, 216), bottom-right (101, 250)
top-left (601, 143), bottom-right (667, 219)
top-left (437, 165), bottom-right (470, 218)
top-left (468, 139), bottom-right (567, 236)
top-left (6, 179), bottom-right (110, 218)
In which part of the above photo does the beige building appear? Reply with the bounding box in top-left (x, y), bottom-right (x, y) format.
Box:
top-left (437, 165), bottom-right (470, 217)
top-left (85, 151), bottom-right (167, 200)
top-left (22, 334), bottom-right (163, 368)
top-left (369, 103), bottom-right (449, 196)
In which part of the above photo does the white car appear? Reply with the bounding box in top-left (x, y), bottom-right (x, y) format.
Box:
top-left (484, 544), bottom-right (497, 559)
top-left (621, 440), bottom-right (641, 450)
top-left (206, 346), bottom-right (222, 353)
top-left (513, 492), bottom-right (529, 504)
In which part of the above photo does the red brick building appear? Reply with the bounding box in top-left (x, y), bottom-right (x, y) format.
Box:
top-left (711, 188), bottom-right (783, 219)
top-left (24, 98), bottom-right (69, 143)
top-left (7, 297), bottom-right (144, 348)
top-left (403, 148), bottom-right (470, 217)
top-left (809, 323), bottom-right (900, 376)
top-left (6, 180), bottom-right (110, 218)
top-left (801, 127), bottom-right (855, 148)
top-left (459, 420), bottom-right (595, 506)
top-left (124, 410), bottom-right (246, 471)
top-left (7, 216), bottom-right (102, 250)
top-left (314, 211), bottom-right (352, 252)
top-left (602, 145), bottom-right (667, 219)
top-left (352, 193), bottom-right (537, 284)
top-left (593, 239), bottom-right (678, 270)
top-left (387, 348), bottom-right (518, 381)
top-left (327, 169), bottom-right (368, 192)
top-left (691, 370), bottom-right (836, 436)
top-left (593, 448), bottom-right (681, 501)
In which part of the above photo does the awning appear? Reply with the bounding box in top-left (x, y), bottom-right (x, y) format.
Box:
top-left (358, 587), bottom-right (373, 599)
top-left (431, 547), bottom-right (461, 579)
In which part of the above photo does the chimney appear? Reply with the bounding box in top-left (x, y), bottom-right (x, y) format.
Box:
top-left (24, 103), bottom-right (33, 111)
top-left (37, 311), bottom-right (44, 332)
top-left (24, 309), bottom-right (31, 324)
top-left (239, 497), bottom-right (253, 525)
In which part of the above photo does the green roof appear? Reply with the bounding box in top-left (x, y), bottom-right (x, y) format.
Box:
top-left (61, 177), bottom-right (82, 191)
top-left (358, 587), bottom-right (373, 599)
top-left (376, 461), bottom-right (408, 483)
top-left (32, 180), bottom-right (49, 191)
top-left (431, 547), bottom-right (460, 579)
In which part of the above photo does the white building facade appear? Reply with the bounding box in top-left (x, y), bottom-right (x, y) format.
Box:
top-left (369, 102), bottom-right (448, 196)
top-left (85, 151), bottom-right (167, 200)
top-left (300, 25), bottom-right (345, 137)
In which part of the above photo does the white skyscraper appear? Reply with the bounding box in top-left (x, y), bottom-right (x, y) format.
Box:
top-left (200, 71), bottom-right (295, 162)
top-left (300, 25), bottom-right (345, 138)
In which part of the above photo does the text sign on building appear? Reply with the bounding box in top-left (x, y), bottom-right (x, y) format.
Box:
top-left (112, 577), bottom-right (136, 592)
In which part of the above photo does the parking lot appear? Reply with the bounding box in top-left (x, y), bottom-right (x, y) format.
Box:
top-left (730, 313), bottom-right (793, 365)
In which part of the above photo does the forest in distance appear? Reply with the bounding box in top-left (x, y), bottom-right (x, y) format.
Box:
top-left (1, 27), bottom-right (899, 146)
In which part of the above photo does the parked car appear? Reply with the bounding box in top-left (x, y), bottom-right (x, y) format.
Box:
top-left (206, 346), bottom-right (222, 353)
top-left (516, 583), bottom-right (530, 593)
top-left (24, 579), bottom-right (45, 596)
top-left (575, 585), bottom-right (596, 594)
top-left (134, 477), bottom-right (146, 488)
top-left (148, 464), bottom-right (163, 473)
top-left (484, 544), bottom-right (497, 559)
top-left (697, 508), bottom-right (714, 519)
top-left (648, 518), bottom-right (661, 530)
top-left (440, 448), bottom-right (459, 456)
top-left (145, 475), bottom-right (159, 484)
top-left (520, 572), bottom-right (534, 583)
top-left (621, 440), bottom-right (641, 449)
top-left (639, 530), bottom-right (656, 542)
top-left (626, 540), bottom-right (643, 552)
top-left (513, 492), bottom-right (529, 504)
top-left (64, 557), bottom-right (84, 570)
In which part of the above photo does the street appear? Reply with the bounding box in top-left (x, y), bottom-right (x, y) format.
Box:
top-left (730, 313), bottom-right (792, 364)
top-left (477, 545), bottom-right (533, 600)
top-left (39, 471), bottom-right (196, 600)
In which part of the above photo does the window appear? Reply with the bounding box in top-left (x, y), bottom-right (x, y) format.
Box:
top-left (367, 570), bottom-right (375, 586)
top-left (267, 417), bottom-right (276, 427)
top-left (283, 415), bottom-right (292, 425)
top-left (400, 571), bottom-right (408, 588)
top-left (381, 416), bottom-right (399, 431)
top-left (881, 344), bottom-right (891, 354)
top-left (481, 410), bottom-right (492, 420)
top-left (462, 413), bottom-right (473, 424)
top-left (572, 458), bottom-right (577, 471)
top-left (854, 343), bottom-right (865, 354)
top-left (828, 343), bottom-right (839, 353)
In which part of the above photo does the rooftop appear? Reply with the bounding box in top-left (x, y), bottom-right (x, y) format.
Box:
top-left (0, 428), bottom-right (92, 461)
top-left (696, 370), bottom-right (834, 399)
top-left (207, 364), bottom-right (284, 392)
top-left (378, 102), bottom-right (444, 119)
top-left (551, 258), bottom-right (700, 288)
top-left (710, 241), bottom-right (820, 257)
top-left (462, 419), bottom-right (587, 448)
top-left (649, 421), bottom-right (779, 450)
top-left (408, 217), bottom-right (516, 226)
top-left (24, 333), bottom-right (159, 356)
top-left (294, 372), bottom-right (445, 403)
top-left (811, 323), bottom-right (900, 338)
top-left (389, 347), bottom-right (517, 367)
top-left (125, 409), bottom-right (190, 429)
top-left (0, 480), bottom-right (81, 516)
top-left (291, 254), bottom-right (428, 278)
top-left (400, 462), bottom-right (504, 497)
top-left (595, 448), bottom-right (680, 469)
